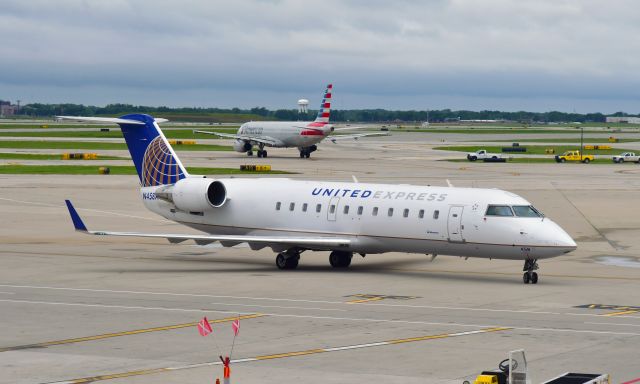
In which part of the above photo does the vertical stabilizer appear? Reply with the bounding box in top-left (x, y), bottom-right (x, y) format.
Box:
top-left (314, 84), bottom-right (332, 123)
top-left (116, 114), bottom-right (188, 186)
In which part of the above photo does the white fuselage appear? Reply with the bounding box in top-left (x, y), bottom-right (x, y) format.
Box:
top-left (142, 178), bottom-right (576, 261)
top-left (238, 121), bottom-right (330, 148)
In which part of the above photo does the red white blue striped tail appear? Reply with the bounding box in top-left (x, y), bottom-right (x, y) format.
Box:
top-left (314, 83), bottom-right (332, 123)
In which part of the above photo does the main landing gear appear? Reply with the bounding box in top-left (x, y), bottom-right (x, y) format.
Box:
top-left (329, 251), bottom-right (352, 268)
top-left (523, 259), bottom-right (539, 284)
top-left (256, 144), bottom-right (268, 158)
top-left (275, 250), bottom-right (354, 270)
top-left (275, 249), bottom-right (300, 270)
top-left (299, 145), bottom-right (317, 159)
top-left (247, 148), bottom-right (268, 157)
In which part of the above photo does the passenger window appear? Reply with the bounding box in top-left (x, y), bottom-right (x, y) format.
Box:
top-left (419, 209), bottom-right (425, 219)
top-left (343, 205), bottom-right (349, 214)
top-left (403, 208), bottom-right (409, 218)
top-left (276, 202), bottom-right (281, 211)
top-left (486, 205), bottom-right (514, 216)
top-left (372, 207), bottom-right (378, 216)
top-left (302, 203), bottom-right (308, 212)
top-left (388, 208), bottom-right (394, 217)
top-left (433, 210), bottom-right (439, 219)
top-left (316, 204), bottom-right (322, 213)
top-left (289, 202), bottom-right (295, 211)
top-left (357, 206), bottom-right (363, 215)
top-left (330, 205), bottom-right (336, 214)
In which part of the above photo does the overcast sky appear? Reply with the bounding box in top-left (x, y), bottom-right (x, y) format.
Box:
top-left (1, 0), bottom-right (640, 113)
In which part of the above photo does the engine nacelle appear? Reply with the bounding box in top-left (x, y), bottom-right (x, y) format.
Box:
top-left (171, 178), bottom-right (227, 212)
top-left (233, 139), bottom-right (252, 153)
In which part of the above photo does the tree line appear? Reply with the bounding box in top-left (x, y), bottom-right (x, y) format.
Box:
top-left (12, 102), bottom-right (623, 123)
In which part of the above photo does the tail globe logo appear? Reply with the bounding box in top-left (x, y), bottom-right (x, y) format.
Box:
top-left (141, 136), bottom-right (184, 187)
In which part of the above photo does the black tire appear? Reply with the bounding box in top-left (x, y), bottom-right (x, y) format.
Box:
top-left (329, 251), bottom-right (352, 268)
top-left (285, 257), bottom-right (299, 269)
top-left (262, 150), bottom-right (267, 158)
top-left (523, 272), bottom-right (531, 284)
top-left (299, 151), bottom-right (305, 158)
top-left (276, 253), bottom-right (299, 270)
top-left (247, 151), bottom-right (253, 157)
top-left (276, 253), bottom-right (287, 269)
top-left (560, 158), bottom-right (566, 163)
top-left (531, 272), bottom-right (538, 284)
top-left (583, 158), bottom-right (590, 164)
top-left (469, 156), bottom-right (477, 161)
top-left (257, 150), bottom-right (263, 158)
top-left (305, 152), bottom-right (311, 158)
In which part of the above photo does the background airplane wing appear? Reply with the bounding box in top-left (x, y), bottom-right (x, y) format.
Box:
top-left (328, 132), bottom-right (390, 143)
top-left (65, 200), bottom-right (350, 250)
top-left (194, 130), bottom-right (281, 146)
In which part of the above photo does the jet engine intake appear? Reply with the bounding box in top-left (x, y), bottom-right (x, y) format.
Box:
top-left (233, 140), bottom-right (252, 153)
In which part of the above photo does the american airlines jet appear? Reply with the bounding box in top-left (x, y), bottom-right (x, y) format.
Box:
top-left (194, 84), bottom-right (387, 158)
top-left (60, 114), bottom-right (576, 284)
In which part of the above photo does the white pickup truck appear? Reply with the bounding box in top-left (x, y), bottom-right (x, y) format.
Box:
top-left (612, 152), bottom-right (640, 163)
top-left (467, 149), bottom-right (503, 161)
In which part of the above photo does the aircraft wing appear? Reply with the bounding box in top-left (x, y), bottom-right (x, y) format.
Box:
top-left (328, 132), bottom-right (390, 143)
top-left (194, 130), bottom-right (281, 146)
top-left (65, 200), bottom-right (350, 250)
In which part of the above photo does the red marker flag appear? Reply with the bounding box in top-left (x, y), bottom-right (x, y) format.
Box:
top-left (197, 317), bottom-right (213, 336)
top-left (232, 318), bottom-right (240, 336)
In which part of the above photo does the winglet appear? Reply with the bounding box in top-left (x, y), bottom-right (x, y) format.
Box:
top-left (65, 200), bottom-right (88, 232)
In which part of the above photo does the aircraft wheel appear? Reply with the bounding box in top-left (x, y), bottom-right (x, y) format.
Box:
top-left (329, 251), bottom-right (352, 268)
top-left (531, 272), bottom-right (539, 284)
top-left (256, 150), bottom-right (262, 158)
top-left (276, 253), bottom-right (299, 270)
top-left (523, 272), bottom-right (531, 284)
top-left (247, 150), bottom-right (253, 156)
top-left (262, 150), bottom-right (267, 158)
top-left (299, 151), bottom-right (305, 158)
top-left (305, 152), bottom-right (311, 158)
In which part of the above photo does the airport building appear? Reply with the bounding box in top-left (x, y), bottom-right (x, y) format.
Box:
top-left (0, 100), bottom-right (18, 117)
top-left (605, 116), bottom-right (640, 123)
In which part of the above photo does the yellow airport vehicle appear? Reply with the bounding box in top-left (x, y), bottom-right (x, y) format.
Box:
top-left (554, 150), bottom-right (594, 163)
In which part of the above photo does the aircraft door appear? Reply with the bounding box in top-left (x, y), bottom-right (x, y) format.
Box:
top-left (327, 197), bottom-right (340, 221)
top-left (447, 205), bottom-right (464, 242)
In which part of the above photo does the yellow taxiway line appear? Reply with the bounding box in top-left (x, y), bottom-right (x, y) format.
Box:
top-left (0, 313), bottom-right (264, 353)
top-left (346, 296), bottom-right (385, 304)
top-left (47, 327), bottom-right (511, 384)
top-left (601, 310), bottom-right (640, 317)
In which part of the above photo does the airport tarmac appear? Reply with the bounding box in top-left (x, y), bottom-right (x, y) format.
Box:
top-left (1, 136), bottom-right (640, 383)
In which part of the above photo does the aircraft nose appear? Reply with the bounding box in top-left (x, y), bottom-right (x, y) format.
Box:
top-left (547, 220), bottom-right (577, 250)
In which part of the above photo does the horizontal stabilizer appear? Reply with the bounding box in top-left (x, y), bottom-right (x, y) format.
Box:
top-left (57, 116), bottom-right (169, 124)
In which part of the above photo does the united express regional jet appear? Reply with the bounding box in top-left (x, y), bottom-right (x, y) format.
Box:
top-left (194, 84), bottom-right (388, 158)
top-left (61, 114), bottom-right (576, 284)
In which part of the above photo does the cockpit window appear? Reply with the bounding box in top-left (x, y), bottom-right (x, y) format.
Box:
top-left (512, 205), bottom-right (542, 217)
top-left (486, 205), bottom-right (514, 216)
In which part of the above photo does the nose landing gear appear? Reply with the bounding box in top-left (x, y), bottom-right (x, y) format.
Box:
top-left (523, 259), bottom-right (539, 284)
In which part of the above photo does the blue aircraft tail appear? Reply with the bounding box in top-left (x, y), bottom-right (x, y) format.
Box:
top-left (117, 114), bottom-right (188, 187)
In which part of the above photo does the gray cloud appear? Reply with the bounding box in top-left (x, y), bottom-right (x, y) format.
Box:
top-left (1, 0), bottom-right (639, 112)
